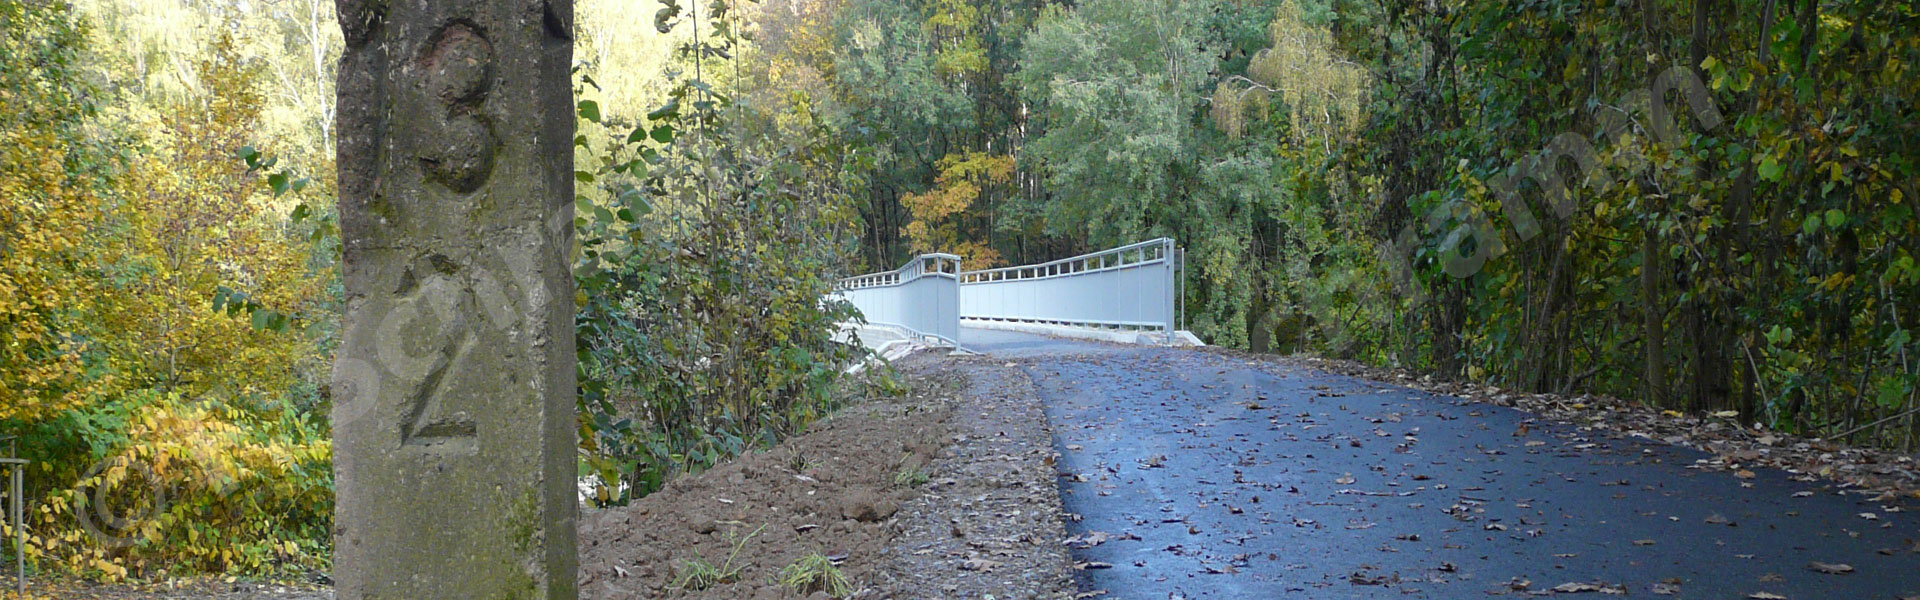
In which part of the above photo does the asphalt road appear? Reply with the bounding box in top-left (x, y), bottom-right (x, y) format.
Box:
top-left (957, 327), bottom-right (1920, 599)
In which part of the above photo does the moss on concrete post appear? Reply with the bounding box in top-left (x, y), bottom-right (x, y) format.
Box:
top-left (332, 1), bottom-right (576, 598)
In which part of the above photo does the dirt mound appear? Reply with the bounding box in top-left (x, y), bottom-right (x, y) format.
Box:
top-left (578, 372), bottom-right (957, 599)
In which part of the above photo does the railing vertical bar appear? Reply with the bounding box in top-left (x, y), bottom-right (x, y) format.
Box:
top-left (7, 435), bottom-right (21, 600)
top-left (11, 462), bottom-right (19, 599)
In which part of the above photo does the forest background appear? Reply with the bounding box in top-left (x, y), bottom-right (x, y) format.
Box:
top-left (1, 0), bottom-right (1915, 583)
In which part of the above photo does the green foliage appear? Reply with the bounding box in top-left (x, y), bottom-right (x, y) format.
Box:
top-left (1314, 0), bottom-right (1920, 448)
top-left (1014, 0), bottom-right (1219, 243)
top-left (573, 1), bottom-right (869, 506)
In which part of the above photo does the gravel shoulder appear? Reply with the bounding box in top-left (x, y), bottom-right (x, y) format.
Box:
top-left (872, 355), bottom-right (1076, 599)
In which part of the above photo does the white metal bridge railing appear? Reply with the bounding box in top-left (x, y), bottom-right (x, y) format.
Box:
top-left (838, 239), bottom-right (1186, 347)
top-left (834, 254), bottom-right (962, 346)
top-left (958, 238), bottom-right (1180, 337)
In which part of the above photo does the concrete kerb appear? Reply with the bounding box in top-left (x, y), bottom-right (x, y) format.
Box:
top-left (838, 323), bottom-right (971, 374)
top-left (959, 318), bottom-right (1206, 347)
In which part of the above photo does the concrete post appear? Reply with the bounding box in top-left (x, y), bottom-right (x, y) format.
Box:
top-left (332, 1), bottom-right (577, 597)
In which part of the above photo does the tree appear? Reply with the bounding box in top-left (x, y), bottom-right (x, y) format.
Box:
top-left (1014, 0), bottom-right (1218, 245)
top-left (901, 151), bottom-right (1015, 267)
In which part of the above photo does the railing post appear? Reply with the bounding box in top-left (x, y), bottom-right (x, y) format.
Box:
top-left (4, 435), bottom-right (22, 600)
top-left (1163, 239), bottom-right (1176, 343)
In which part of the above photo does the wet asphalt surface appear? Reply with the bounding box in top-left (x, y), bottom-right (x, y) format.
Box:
top-left (958, 327), bottom-right (1920, 599)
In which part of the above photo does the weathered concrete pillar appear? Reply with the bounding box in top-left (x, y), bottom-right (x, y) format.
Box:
top-left (332, 1), bottom-right (576, 598)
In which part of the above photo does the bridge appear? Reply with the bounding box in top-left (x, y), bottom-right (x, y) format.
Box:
top-left (831, 240), bottom-right (1920, 599)
top-left (836, 238), bottom-right (1198, 353)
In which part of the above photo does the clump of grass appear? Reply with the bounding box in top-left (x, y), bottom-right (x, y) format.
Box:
top-left (779, 553), bottom-right (853, 597)
top-left (788, 448), bottom-right (819, 473)
top-left (671, 523), bottom-right (766, 591)
top-left (673, 556), bottom-right (738, 591)
top-left (894, 459), bottom-right (930, 488)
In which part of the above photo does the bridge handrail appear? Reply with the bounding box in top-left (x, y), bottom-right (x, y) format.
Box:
top-left (956, 238), bottom-right (1181, 339)
top-left (837, 254), bottom-right (962, 290)
top-left (835, 254), bottom-right (964, 346)
top-left (958, 238), bottom-right (1174, 283)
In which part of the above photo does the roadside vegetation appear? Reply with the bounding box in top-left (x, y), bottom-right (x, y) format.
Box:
top-left (1, 0), bottom-right (867, 583)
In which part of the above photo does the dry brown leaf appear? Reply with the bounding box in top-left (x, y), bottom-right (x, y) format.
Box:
top-left (1551, 581), bottom-right (1627, 594)
top-left (961, 558), bottom-right (1001, 572)
top-left (1807, 562), bottom-right (1854, 575)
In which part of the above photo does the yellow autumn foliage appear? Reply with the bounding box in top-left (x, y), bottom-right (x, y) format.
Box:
top-left (3, 4), bottom-right (334, 581)
top-left (901, 151), bottom-right (1015, 268)
top-left (0, 1), bottom-right (113, 423)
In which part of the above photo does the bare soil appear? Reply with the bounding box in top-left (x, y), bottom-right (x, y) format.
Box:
top-left (578, 363), bottom-right (956, 599)
top-left (579, 352), bottom-right (1074, 599)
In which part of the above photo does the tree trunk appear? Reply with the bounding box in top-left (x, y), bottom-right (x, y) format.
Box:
top-left (1642, 222), bottom-right (1667, 406)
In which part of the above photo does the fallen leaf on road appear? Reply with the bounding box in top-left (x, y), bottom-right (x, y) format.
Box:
top-left (1551, 581), bottom-right (1627, 594)
top-left (1651, 582), bottom-right (1680, 595)
top-left (1335, 473), bottom-right (1356, 485)
top-left (1633, 539), bottom-right (1656, 546)
top-left (1735, 469), bottom-right (1756, 479)
top-left (1747, 593), bottom-right (1786, 600)
top-left (1065, 531), bottom-right (1111, 549)
top-left (961, 558), bottom-right (1001, 572)
top-left (1807, 562), bottom-right (1854, 575)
